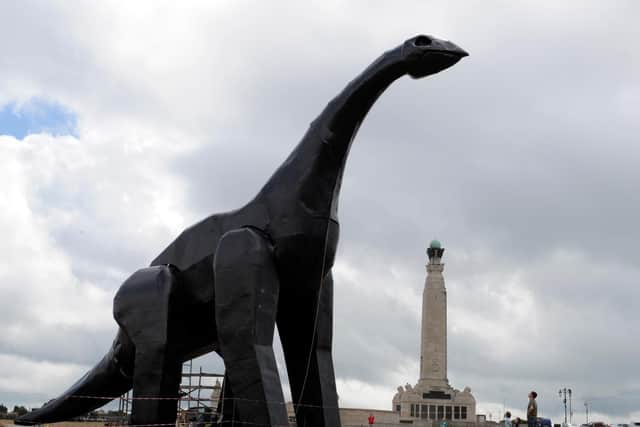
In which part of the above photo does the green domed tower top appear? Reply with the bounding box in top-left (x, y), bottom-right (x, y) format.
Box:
top-left (427, 239), bottom-right (445, 261)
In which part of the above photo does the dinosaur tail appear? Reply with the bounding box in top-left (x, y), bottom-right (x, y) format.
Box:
top-left (15, 329), bottom-right (135, 425)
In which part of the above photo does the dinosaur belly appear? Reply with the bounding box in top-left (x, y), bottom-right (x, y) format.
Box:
top-left (272, 218), bottom-right (339, 285)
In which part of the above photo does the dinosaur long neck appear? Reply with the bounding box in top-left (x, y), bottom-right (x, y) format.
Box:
top-left (315, 46), bottom-right (407, 155)
top-left (261, 46), bottom-right (408, 220)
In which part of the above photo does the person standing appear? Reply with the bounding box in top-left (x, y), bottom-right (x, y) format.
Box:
top-left (504, 411), bottom-right (512, 427)
top-left (527, 391), bottom-right (538, 427)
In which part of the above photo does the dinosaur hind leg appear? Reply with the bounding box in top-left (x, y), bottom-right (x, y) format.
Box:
top-left (114, 266), bottom-right (182, 426)
top-left (216, 373), bottom-right (241, 425)
top-left (278, 272), bottom-right (341, 427)
top-left (213, 228), bottom-right (289, 427)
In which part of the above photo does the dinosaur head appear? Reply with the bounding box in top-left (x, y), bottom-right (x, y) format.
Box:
top-left (402, 34), bottom-right (468, 78)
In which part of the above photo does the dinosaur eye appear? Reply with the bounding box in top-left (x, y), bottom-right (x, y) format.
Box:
top-left (414, 35), bottom-right (432, 46)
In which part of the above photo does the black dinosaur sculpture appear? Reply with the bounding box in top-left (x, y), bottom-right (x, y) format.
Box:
top-left (16, 34), bottom-right (467, 427)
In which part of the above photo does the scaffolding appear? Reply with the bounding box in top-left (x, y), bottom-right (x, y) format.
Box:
top-left (117, 390), bottom-right (131, 420)
top-left (113, 360), bottom-right (224, 425)
top-left (179, 359), bottom-right (224, 414)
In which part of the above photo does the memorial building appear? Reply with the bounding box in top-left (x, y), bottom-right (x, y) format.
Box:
top-left (391, 240), bottom-right (476, 425)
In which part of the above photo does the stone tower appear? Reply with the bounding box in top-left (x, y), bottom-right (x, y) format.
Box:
top-left (392, 241), bottom-right (476, 424)
top-left (419, 239), bottom-right (449, 390)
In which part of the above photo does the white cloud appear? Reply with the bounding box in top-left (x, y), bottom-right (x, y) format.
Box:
top-left (336, 378), bottom-right (395, 411)
top-left (0, 135), bottom-right (110, 329)
top-left (0, 353), bottom-right (85, 398)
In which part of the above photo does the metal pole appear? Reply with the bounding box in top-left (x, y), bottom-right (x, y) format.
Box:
top-left (568, 389), bottom-right (572, 424)
top-left (197, 366), bottom-right (202, 413)
top-left (584, 401), bottom-right (589, 424)
top-left (559, 389), bottom-right (567, 426)
top-left (564, 389), bottom-right (567, 426)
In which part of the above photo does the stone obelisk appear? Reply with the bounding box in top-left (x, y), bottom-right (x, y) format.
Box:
top-left (392, 242), bottom-right (476, 421)
top-left (419, 240), bottom-right (450, 389)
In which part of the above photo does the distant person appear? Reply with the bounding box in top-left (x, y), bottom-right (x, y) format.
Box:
top-left (505, 411), bottom-right (512, 427)
top-left (527, 391), bottom-right (538, 427)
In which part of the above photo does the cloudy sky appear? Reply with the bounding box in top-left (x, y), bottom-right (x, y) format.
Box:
top-left (1, 0), bottom-right (639, 423)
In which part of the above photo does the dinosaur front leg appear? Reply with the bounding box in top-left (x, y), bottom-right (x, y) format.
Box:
top-left (278, 272), bottom-right (341, 427)
top-left (113, 266), bottom-right (182, 426)
top-left (213, 228), bottom-right (289, 427)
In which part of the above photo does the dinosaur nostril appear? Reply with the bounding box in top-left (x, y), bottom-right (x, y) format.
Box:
top-left (414, 35), bottom-right (432, 47)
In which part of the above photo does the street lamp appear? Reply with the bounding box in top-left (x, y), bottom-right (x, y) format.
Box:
top-left (558, 388), bottom-right (570, 426)
top-left (568, 389), bottom-right (573, 424)
top-left (583, 401), bottom-right (590, 424)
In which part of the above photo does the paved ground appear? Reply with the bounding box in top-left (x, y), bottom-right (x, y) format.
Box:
top-left (1, 419), bottom-right (106, 427)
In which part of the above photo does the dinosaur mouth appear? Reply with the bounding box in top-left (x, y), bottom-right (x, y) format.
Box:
top-left (429, 50), bottom-right (469, 58)
top-left (408, 52), bottom-right (466, 78)
top-left (411, 35), bottom-right (469, 57)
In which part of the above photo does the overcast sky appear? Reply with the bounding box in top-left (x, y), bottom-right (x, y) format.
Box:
top-left (1, 0), bottom-right (639, 423)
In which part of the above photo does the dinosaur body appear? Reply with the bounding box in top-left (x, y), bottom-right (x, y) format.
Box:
top-left (16, 35), bottom-right (467, 427)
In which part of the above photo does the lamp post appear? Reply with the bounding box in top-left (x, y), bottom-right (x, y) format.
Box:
top-left (583, 401), bottom-right (590, 424)
top-left (568, 389), bottom-right (573, 424)
top-left (558, 388), bottom-right (569, 426)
